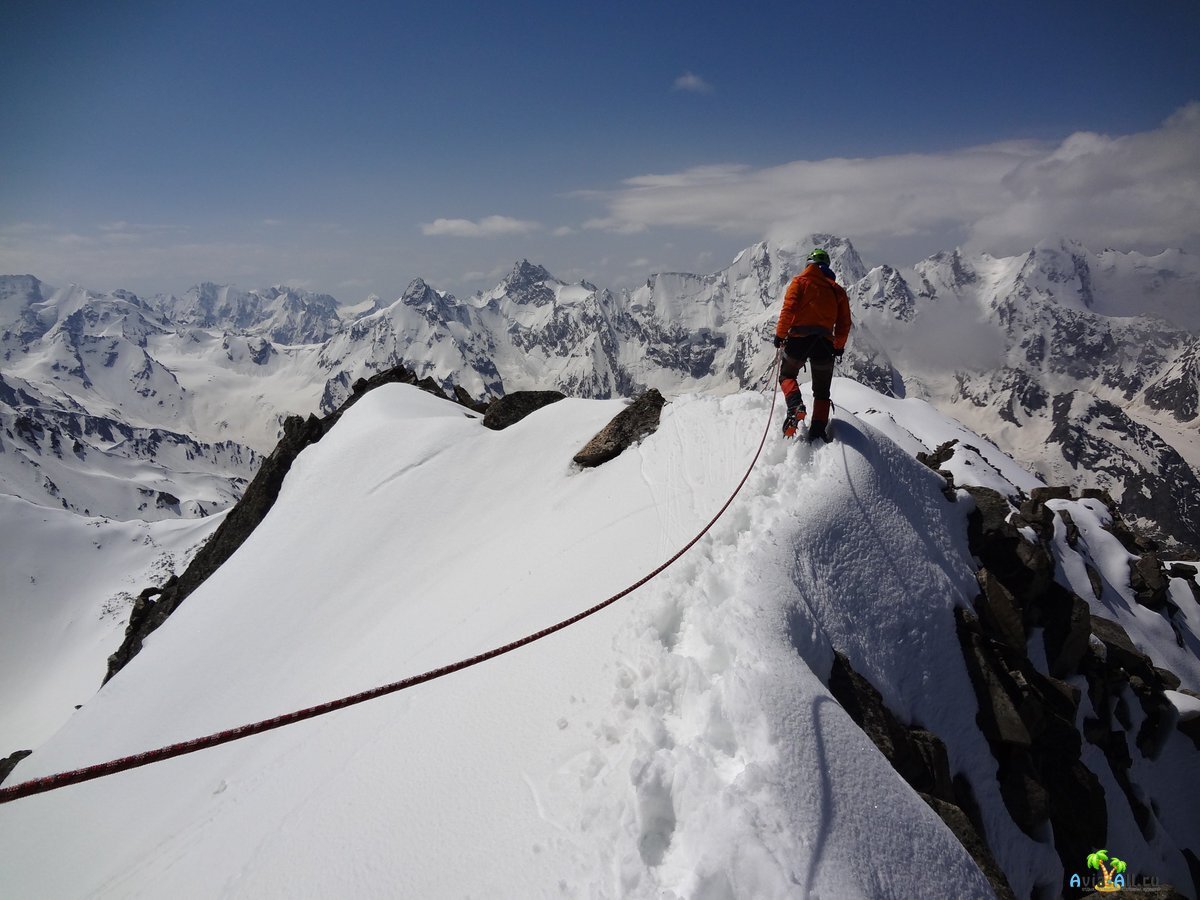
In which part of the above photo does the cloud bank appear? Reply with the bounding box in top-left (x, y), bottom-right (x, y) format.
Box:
top-left (586, 104), bottom-right (1200, 256)
top-left (420, 215), bottom-right (541, 238)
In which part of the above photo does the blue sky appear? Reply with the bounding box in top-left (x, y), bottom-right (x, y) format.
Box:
top-left (2, 0), bottom-right (1198, 299)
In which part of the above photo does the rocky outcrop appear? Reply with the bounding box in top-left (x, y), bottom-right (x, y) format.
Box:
top-left (453, 385), bottom-right (490, 414)
top-left (905, 440), bottom-right (1198, 895)
top-left (572, 389), bottom-right (667, 467)
top-left (953, 482), bottom-right (1194, 895)
top-left (0, 749), bottom-right (32, 787)
top-left (482, 390), bottom-right (566, 431)
top-left (104, 363), bottom-right (473, 683)
top-left (956, 605), bottom-right (1108, 869)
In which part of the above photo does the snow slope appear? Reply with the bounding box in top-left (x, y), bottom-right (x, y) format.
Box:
top-left (2, 382), bottom-right (1196, 898)
top-left (0, 495), bottom-right (221, 750)
top-left (2, 383), bottom-right (1009, 899)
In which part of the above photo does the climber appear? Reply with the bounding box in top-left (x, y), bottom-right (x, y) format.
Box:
top-left (774, 248), bottom-right (852, 442)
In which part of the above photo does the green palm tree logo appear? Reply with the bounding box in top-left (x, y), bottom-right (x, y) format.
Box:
top-left (1086, 849), bottom-right (1128, 892)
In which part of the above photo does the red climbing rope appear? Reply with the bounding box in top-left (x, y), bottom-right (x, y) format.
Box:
top-left (1, 374), bottom-right (780, 805)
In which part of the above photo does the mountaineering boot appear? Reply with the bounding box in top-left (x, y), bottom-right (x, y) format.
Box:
top-left (782, 401), bottom-right (806, 438)
top-left (779, 376), bottom-right (805, 438)
top-left (808, 398), bottom-right (832, 443)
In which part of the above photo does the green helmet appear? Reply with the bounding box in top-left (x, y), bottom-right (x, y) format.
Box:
top-left (807, 248), bottom-right (831, 265)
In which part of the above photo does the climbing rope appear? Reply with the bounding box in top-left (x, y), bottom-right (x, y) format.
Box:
top-left (755, 346), bottom-right (783, 393)
top-left (0, 371), bottom-right (782, 805)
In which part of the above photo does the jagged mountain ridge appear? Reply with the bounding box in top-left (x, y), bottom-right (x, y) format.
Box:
top-left (859, 240), bottom-right (1200, 550)
top-left (1, 234), bottom-right (1197, 547)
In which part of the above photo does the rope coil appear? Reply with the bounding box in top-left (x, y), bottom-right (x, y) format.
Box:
top-left (1, 378), bottom-right (779, 805)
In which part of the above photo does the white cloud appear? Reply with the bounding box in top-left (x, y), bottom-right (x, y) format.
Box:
top-left (552, 225), bottom-right (575, 237)
top-left (582, 216), bottom-right (647, 235)
top-left (460, 262), bottom-right (513, 283)
top-left (0, 222), bottom-right (52, 236)
top-left (584, 104), bottom-right (1200, 257)
top-left (673, 72), bottom-right (712, 94)
top-left (420, 215), bottom-right (541, 238)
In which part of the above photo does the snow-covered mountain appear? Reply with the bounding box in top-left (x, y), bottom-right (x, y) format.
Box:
top-left (858, 240), bottom-right (1200, 552)
top-left (158, 282), bottom-right (344, 345)
top-left (0, 276), bottom-right (345, 520)
top-left (2, 380), bottom-right (1198, 897)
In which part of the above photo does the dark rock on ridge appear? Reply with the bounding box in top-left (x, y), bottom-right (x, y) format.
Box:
top-left (0, 749), bottom-right (33, 787)
top-left (573, 389), bottom-right (667, 468)
top-left (482, 391), bottom-right (566, 431)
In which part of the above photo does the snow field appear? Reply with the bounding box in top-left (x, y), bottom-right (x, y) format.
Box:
top-left (0, 494), bottom-right (220, 750)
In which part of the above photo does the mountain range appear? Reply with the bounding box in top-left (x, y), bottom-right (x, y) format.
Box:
top-left (2, 235), bottom-right (1198, 549)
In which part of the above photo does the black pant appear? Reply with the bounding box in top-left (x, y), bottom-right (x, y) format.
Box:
top-left (779, 335), bottom-right (835, 418)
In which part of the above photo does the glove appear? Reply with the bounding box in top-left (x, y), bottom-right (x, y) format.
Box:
top-left (833, 348), bottom-right (844, 359)
top-left (773, 335), bottom-right (784, 348)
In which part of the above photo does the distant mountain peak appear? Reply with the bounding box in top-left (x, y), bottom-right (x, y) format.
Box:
top-left (402, 277), bottom-right (434, 303)
top-left (401, 277), bottom-right (460, 311)
top-left (505, 259), bottom-right (554, 287)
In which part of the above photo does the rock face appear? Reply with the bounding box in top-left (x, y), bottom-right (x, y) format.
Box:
top-left (482, 390), bottom-right (566, 431)
top-left (0, 750), bottom-right (32, 787)
top-left (572, 389), bottom-right (667, 467)
top-left (950, 480), bottom-right (1194, 895)
top-left (104, 364), bottom-right (475, 683)
top-left (857, 442), bottom-right (1200, 897)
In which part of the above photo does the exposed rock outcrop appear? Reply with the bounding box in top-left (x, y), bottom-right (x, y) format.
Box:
top-left (955, 482), bottom-right (1193, 895)
top-left (0, 749), bottom-right (32, 787)
top-left (482, 391), bottom-right (566, 431)
top-left (907, 441), bottom-right (1197, 895)
top-left (573, 389), bottom-right (667, 468)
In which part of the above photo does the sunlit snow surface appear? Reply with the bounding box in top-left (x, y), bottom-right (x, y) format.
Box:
top-left (0, 496), bottom-right (221, 749)
top-left (1, 381), bottom-right (1195, 897)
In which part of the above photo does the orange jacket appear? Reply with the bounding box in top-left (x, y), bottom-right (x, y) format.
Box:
top-left (776, 264), bottom-right (852, 350)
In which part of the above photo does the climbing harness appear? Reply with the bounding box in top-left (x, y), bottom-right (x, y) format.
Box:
top-left (0, 365), bottom-right (782, 805)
